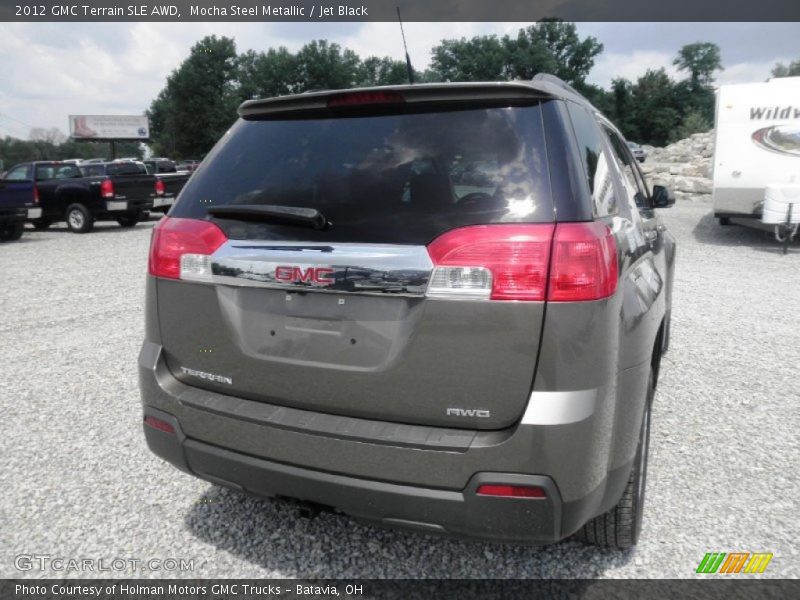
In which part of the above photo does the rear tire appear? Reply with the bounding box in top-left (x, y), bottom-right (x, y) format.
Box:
top-left (575, 371), bottom-right (653, 548)
top-left (65, 204), bottom-right (93, 234)
top-left (32, 219), bottom-right (52, 230)
top-left (116, 213), bottom-right (140, 228)
top-left (0, 222), bottom-right (24, 242)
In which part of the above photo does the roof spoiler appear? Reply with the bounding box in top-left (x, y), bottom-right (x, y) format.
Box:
top-left (238, 82), bottom-right (550, 119)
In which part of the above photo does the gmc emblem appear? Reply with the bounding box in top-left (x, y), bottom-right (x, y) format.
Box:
top-left (275, 265), bottom-right (334, 284)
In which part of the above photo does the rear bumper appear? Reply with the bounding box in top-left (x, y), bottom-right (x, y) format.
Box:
top-left (144, 407), bottom-right (564, 543)
top-left (0, 207), bottom-right (28, 224)
top-left (105, 198), bottom-right (155, 213)
top-left (139, 340), bottom-right (635, 544)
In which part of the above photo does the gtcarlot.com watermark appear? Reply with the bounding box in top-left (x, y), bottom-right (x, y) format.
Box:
top-left (14, 554), bottom-right (196, 573)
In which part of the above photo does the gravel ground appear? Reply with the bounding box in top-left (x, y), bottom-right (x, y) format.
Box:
top-left (1, 202), bottom-right (798, 579)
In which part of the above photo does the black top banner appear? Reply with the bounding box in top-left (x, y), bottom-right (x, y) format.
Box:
top-left (1, 0), bottom-right (799, 22)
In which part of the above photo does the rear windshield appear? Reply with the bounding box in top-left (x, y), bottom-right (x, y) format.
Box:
top-left (107, 162), bottom-right (147, 176)
top-left (171, 103), bottom-right (554, 244)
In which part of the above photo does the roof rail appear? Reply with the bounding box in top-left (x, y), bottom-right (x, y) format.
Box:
top-left (532, 73), bottom-right (582, 97)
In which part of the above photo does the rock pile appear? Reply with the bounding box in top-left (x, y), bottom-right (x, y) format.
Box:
top-left (640, 130), bottom-right (715, 201)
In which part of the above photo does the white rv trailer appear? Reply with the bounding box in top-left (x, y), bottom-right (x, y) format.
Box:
top-left (712, 77), bottom-right (800, 229)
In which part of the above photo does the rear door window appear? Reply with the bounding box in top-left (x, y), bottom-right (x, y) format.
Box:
top-left (565, 102), bottom-right (618, 217)
top-left (602, 124), bottom-right (650, 208)
top-left (171, 103), bottom-right (554, 244)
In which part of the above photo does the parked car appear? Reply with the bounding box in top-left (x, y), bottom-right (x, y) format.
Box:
top-left (626, 141), bottom-right (647, 162)
top-left (139, 75), bottom-right (676, 548)
top-left (78, 158), bottom-right (106, 166)
top-left (0, 177), bottom-right (40, 242)
top-left (176, 159), bottom-right (201, 172)
top-left (2, 160), bottom-right (157, 233)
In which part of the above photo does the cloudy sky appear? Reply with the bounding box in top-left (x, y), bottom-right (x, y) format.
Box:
top-left (0, 22), bottom-right (798, 139)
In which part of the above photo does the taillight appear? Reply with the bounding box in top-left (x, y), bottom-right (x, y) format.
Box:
top-left (476, 484), bottom-right (547, 498)
top-left (426, 224), bottom-right (554, 301)
top-left (33, 185), bottom-right (39, 204)
top-left (425, 222), bottom-right (618, 302)
top-left (154, 179), bottom-right (165, 196)
top-left (148, 217), bottom-right (227, 281)
top-left (144, 415), bottom-right (175, 434)
top-left (327, 90), bottom-right (405, 107)
top-left (100, 179), bottom-right (114, 199)
top-left (548, 222), bottom-right (618, 302)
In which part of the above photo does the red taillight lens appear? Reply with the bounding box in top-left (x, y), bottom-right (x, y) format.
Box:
top-left (476, 484), bottom-right (547, 498)
top-left (148, 217), bottom-right (228, 280)
top-left (548, 222), bottom-right (618, 302)
top-left (33, 185), bottom-right (39, 204)
top-left (327, 90), bottom-right (405, 107)
top-left (100, 179), bottom-right (114, 199)
top-left (154, 179), bottom-right (165, 196)
top-left (144, 415), bottom-right (175, 434)
top-left (427, 224), bottom-right (555, 301)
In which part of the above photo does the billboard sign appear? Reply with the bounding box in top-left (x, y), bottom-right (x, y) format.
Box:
top-left (69, 115), bottom-right (149, 140)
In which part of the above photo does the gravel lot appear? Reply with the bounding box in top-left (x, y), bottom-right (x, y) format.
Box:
top-left (1, 201), bottom-right (798, 579)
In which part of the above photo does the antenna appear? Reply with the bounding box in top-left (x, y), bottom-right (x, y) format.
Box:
top-left (396, 7), bottom-right (415, 84)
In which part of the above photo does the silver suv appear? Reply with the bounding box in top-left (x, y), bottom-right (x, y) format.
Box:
top-left (139, 74), bottom-right (676, 547)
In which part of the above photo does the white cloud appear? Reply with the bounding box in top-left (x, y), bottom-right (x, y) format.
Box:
top-left (587, 51), bottom-right (680, 88)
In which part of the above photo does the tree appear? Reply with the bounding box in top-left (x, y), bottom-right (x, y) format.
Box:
top-left (429, 21), bottom-right (602, 86)
top-left (429, 35), bottom-right (511, 81)
top-left (148, 35), bottom-right (240, 159)
top-left (631, 69), bottom-right (681, 145)
top-left (358, 56), bottom-right (413, 86)
top-left (29, 127), bottom-right (67, 145)
top-left (237, 47), bottom-right (297, 101)
top-left (771, 59), bottom-right (800, 78)
top-left (515, 21), bottom-right (602, 85)
top-left (671, 109), bottom-right (712, 142)
top-left (673, 42), bottom-right (722, 88)
top-left (292, 40), bottom-right (362, 91)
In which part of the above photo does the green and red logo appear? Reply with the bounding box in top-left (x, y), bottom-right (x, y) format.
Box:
top-left (696, 552), bottom-right (773, 574)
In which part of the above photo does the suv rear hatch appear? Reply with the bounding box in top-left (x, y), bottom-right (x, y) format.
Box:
top-left (152, 87), bottom-right (557, 429)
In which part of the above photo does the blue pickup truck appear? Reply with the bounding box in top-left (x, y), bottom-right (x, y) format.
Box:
top-left (0, 179), bottom-right (40, 242)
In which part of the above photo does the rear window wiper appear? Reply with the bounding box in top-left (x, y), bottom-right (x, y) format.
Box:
top-left (207, 204), bottom-right (330, 230)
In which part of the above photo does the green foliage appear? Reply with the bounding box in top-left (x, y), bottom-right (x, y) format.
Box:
top-left (148, 35), bottom-right (240, 159)
top-left (771, 59), bottom-right (800, 78)
top-left (429, 21), bottom-right (602, 86)
top-left (673, 42), bottom-right (723, 88)
top-left (138, 33), bottom-right (725, 158)
top-left (0, 136), bottom-right (141, 168)
top-left (671, 109), bottom-right (712, 143)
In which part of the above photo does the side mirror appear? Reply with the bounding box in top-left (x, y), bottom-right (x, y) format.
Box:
top-left (652, 185), bottom-right (675, 208)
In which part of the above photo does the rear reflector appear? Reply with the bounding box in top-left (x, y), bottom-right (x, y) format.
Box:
top-left (144, 415), bottom-right (175, 434)
top-left (427, 224), bottom-right (555, 301)
top-left (148, 217), bottom-right (228, 281)
top-left (426, 222), bottom-right (618, 302)
top-left (327, 90), bottom-right (405, 107)
top-left (100, 179), bottom-right (114, 199)
top-left (548, 222), bottom-right (618, 302)
top-left (476, 484), bottom-right (547, 498)
top-left (33, 185), bottom-right (39, 204)
top-left (154, 179), bottom-right (165, 196)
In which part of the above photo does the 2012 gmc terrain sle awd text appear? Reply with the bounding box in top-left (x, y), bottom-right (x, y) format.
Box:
top-left (138, 75), bottom-right (676, 547)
